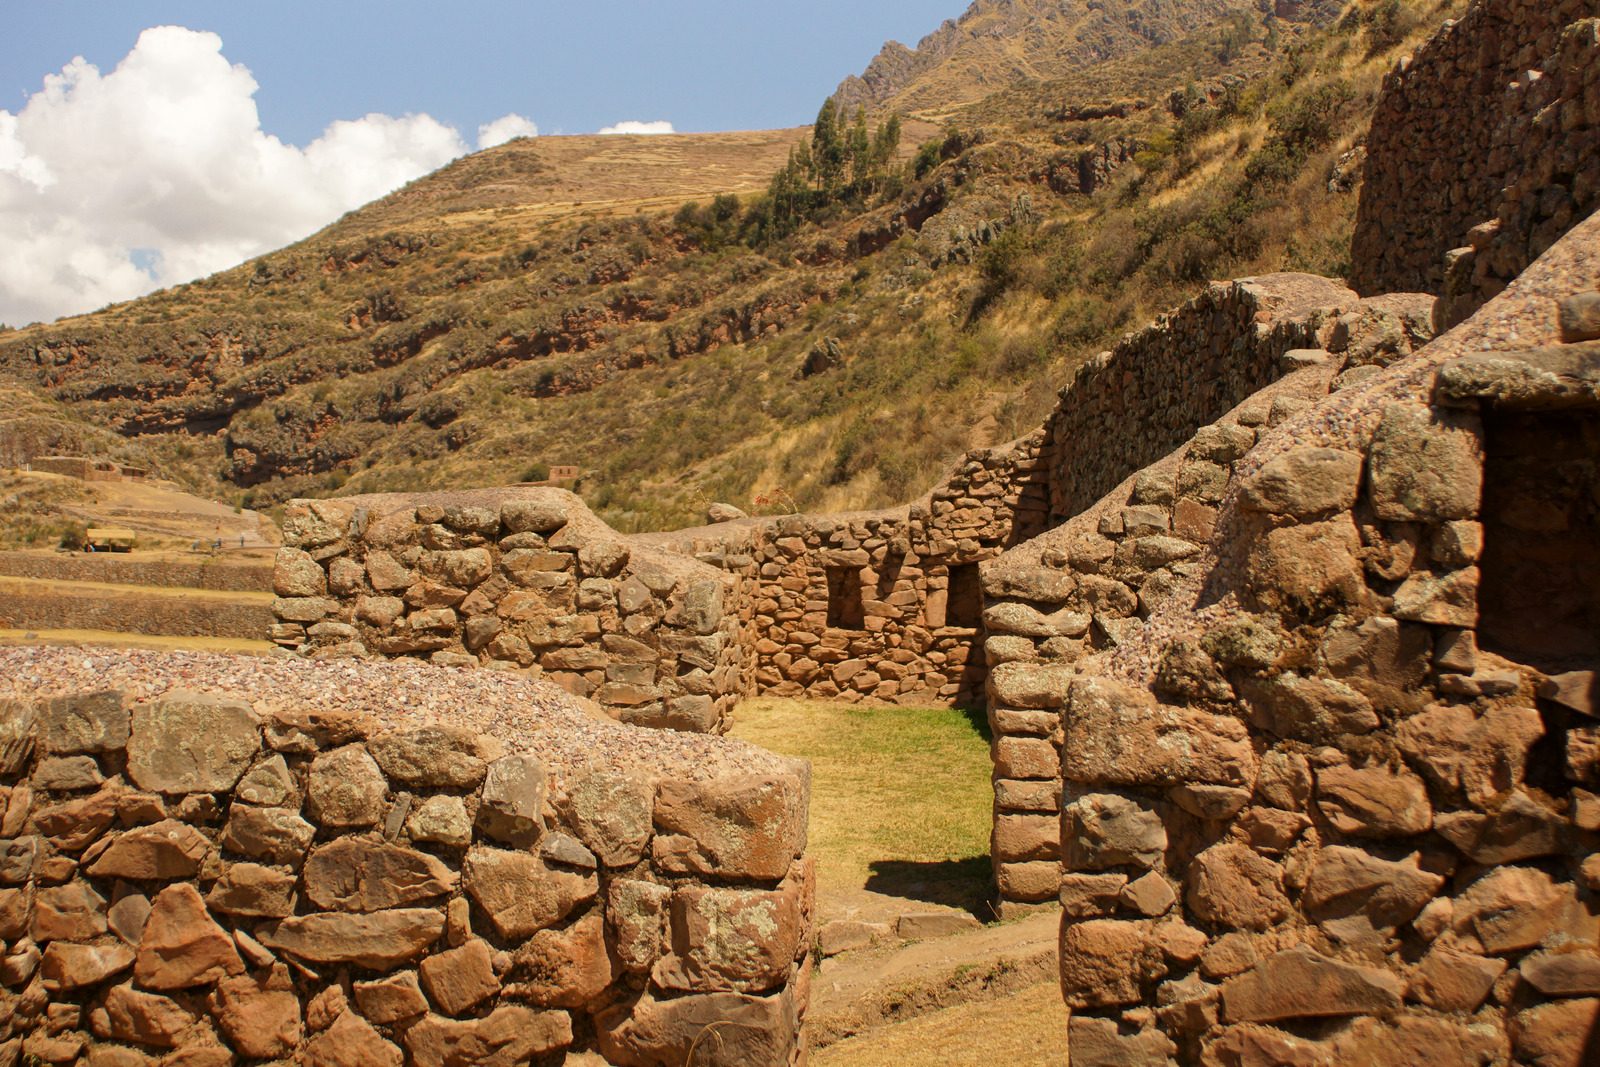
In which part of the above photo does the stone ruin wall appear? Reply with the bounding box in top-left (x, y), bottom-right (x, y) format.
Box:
top-left (1043, 274), bottom-right (1354, 525)
top-left (1033, 214), bottom-right (1600, 1065)
top-left (270, 489), bottom-right (753, 734)
top-left (641, 428), bottom-right (1052, 708)
top-left (1351, 0), bottom-right (1600, 323)
top-left (0, 650), bottom-right (814, 1066)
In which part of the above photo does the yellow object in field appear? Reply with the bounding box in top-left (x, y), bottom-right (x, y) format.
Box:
top-left (86, 527), bottom-right (136, 552)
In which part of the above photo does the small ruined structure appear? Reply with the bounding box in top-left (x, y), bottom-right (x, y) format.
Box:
top-left (0, 648), bottom-right (812, 1065)
top-left (30, 457), bottom-right (148, 483)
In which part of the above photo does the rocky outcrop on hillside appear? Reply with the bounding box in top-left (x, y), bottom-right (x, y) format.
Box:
top-left (833, 0), bottom-right (1263, 116)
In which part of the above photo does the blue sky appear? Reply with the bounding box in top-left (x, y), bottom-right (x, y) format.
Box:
top-left (4, 2), bottom-right (959, 142)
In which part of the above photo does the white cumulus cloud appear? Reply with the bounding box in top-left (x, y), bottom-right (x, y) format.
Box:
top-left (0, 26), bottom-right (536, 326)
top-left (597, 120), bottom-right (675, 136)
top-left (477, 113), bottom-right (538, 149)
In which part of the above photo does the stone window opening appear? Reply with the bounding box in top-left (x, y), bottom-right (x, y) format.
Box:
top-left (826, 567), bottom-right (865, 630)
top-left (947, 563), bottom-right (983, 629)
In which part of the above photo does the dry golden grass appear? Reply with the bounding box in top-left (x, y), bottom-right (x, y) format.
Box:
top-left (0, 629), bottom-right (275, 654)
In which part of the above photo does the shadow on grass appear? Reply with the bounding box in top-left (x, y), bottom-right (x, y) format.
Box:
top-left (864, 856), bottom-right (994, 918)
top-left (951, 703), bottom-right (993, 743)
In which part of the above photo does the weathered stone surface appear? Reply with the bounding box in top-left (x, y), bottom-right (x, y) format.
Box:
top-left (655, 877), bottom-right (804, 994)
top-left (96, 983), bottom-right (195, 1047)
top-left (135, 884), bottom-right (244, 990)
top-left (1303, 846), bottom-right (1444, 945)
top-left (596, 987), bottom-right (797, 1067)
top-left (1069, 1016), bottom-right (1177, 1067)
top-left (1510, 997), bottom-right (1599, 1067)
top-left (1368, 404), bottom-right (1482, 521)
top-left (988, 662), bottom-right (1076, 709)
top-left (405, 1005), bottom-right (573, 1067)
top-left (235, 755), bottom-right (294, 807)
top-left (41, 692), bottom-right (129, 755)
top-left (514, 910), bottom-right (615, 1007)
top-left (1396, 702), bottom-right (1543, 805)
top-left (1121, 871), bottom-right (1178, 917)
top-left (1222, 945), bottom-right (1402, 1022)
top-left (1329, 1016), bottom-right (1506, 1067)
top-left (1314, 763), bottom-right (1432, 838)
top-left (994, 737), bottom-right (1057, 780)
top-left (1392, 568), bottom-right (1479, 627)
top-left (1063, 677), bottom-right (1257, 787)
top-left (304, 1009), bottom-right (404, 1067)
top-left (993, 813), bottom-right (1058, 862)
top-left (303, 838), bottom-right (457, 912)
top-left (1454, 866), bottom-right (1564, 954)
top-left (816, 918), bottom-right (893, 957)
top-left (274, 548), bottom-right (327, 597)
top-left (477, 754), bottom-right (545, 845)
top-left (419, 938), bottom-right (500, 1016)
top-left (259, 909), bottom-right (445, 969)
top-left (126, 692), bottom-right (259, 794)
top-left (210, 970), bottom-right (302, 1058)
top-left (307, 744), bottom-right (387, 828)
top-left (608, 879), bottom-right (670, 974)
top-left (354, 970), bottom-right (429, 1025)
top-left (87, 820), bottom-right (209, 880)
top-left (501, 500), bottom-right (569, 535)
top-left (1059, 919), bottom-right (1167, 1008)
top-left (1239, 674), bottom-right (1378, 742)
top-left (206, 862), bottom-right (297, 918)
top-left (39, 942), bottom-right (134, 992)
top-left (1242, 516), bottom-right (1365, 614)
top-left (463, 847), bottom-right (597, 940)
top-left (653, 773), bottom-right (806, 881)
top-left (1434, 788), bottom-right (1567, 863)
top-left (1521, 950), bottom-right (1600, 997)
top-left (560, 763), bottom-right (655, 868)
top-left (370, 726), bottom-right (491, 788)
top-left (1186, 843), bottom-right (1289, 931)
top-left (1059, 873), bottom-right (1130, 918)
top-left (1063, 793), bottom-right (1167, 870)
top-left (34, 879), bottom-right (108, 941)
top-left (982, 565), bottom-right (1076, 604)
top-left (1407, 946), bottom-right (1505, 1012)
top-left (221, 805), bottom-right (315, 865)
top-left (1239, 447), bottom-right (1363, 518)
top-left (406, 795), bottom-right (473, 847)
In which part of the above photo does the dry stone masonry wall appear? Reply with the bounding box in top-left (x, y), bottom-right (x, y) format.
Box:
top-left (271, 489), bottom-right (751, 734)
top-left (1352, 0), bottom-right (1600, 321)
top-left (645, 429), bottom-right (1051, 707)
top-left (1043, 274), bottom-right (1362, 524)
top-left (0, 647), bottom-right (814, 1066)
top-left (1036, 214), bottom-right (1600, 1065)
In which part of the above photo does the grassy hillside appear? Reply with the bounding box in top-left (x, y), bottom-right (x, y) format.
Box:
top-left (0, 0), bottom-right (1457, 533)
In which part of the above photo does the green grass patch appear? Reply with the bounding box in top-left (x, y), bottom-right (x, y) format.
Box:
top-left (730, 698), bottom-right (994, 915)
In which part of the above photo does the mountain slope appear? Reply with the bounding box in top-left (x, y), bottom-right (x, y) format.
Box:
top-left (831, 0), bottom-right (1327, 120)
top-left (0, 0), bottom-right (1455, 533)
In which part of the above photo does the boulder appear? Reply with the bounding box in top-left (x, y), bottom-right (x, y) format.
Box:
top-left (1186, 843), bottom-right (1290, 931)
top-left (1239, 448), bottom-right (1363, 518)
top-left (652, 774), bottom-right (807, 881)
top-left (1222, 946), bottom-right (1402, 1022)
top-left (654, 877), bottom-right (805, 994)
top-left (126, 692), bottom-right (259, 795)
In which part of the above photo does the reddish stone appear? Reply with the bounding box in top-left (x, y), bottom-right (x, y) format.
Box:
top-left (353, 970), bottom-right (428, 1024)
top-left (462, 848), bottom-right (595, 940)
top-left (210, 968), bottom-right (302, 1058)
top-left (1059, 919), bottom-right (1166, 1009)
top-left (404, 1005), bottom-right (574, 1066)
top-left (258, 909), bottom-right (444, 970)
top-left (134, 883), bottom-right (244, 990)
top-left (302, 838), bottom-right (456, 912)
top-left (39, 942), bottom-right (135, 992)
top-left (33, 880), bottom-right (108, 942)
top-left (419, 938), bottom-right (500, 1016)
top-left (1222, 946), bottom-right (1402, 1022)
top-left (303, 1009), bottom-right (403, 1067)
top-left (653, 876), bottom-right (805, 995)
top-left (1186, 843), bottom-right (1290, 931)
top-left (513, 911), bottom-right (616, 1008)
top-left (652, 773), bottom-right (807, 881)
top-left (87, 820), bottom-right (210, 880)
top-left (95, 983), bottom-right (195, 1047)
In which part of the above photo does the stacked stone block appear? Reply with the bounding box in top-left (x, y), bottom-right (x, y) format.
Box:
top-left (1353, 0), bottom-right (1600, 323)
top-left (271, 489), bottom-right (750, 734)
top-left (1040, 241), bottom-right (1600, 1063)
top-left (1043, 274), bottom-right (1357, 524)
top-left (0, 653), bottom-right (813, 1065)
